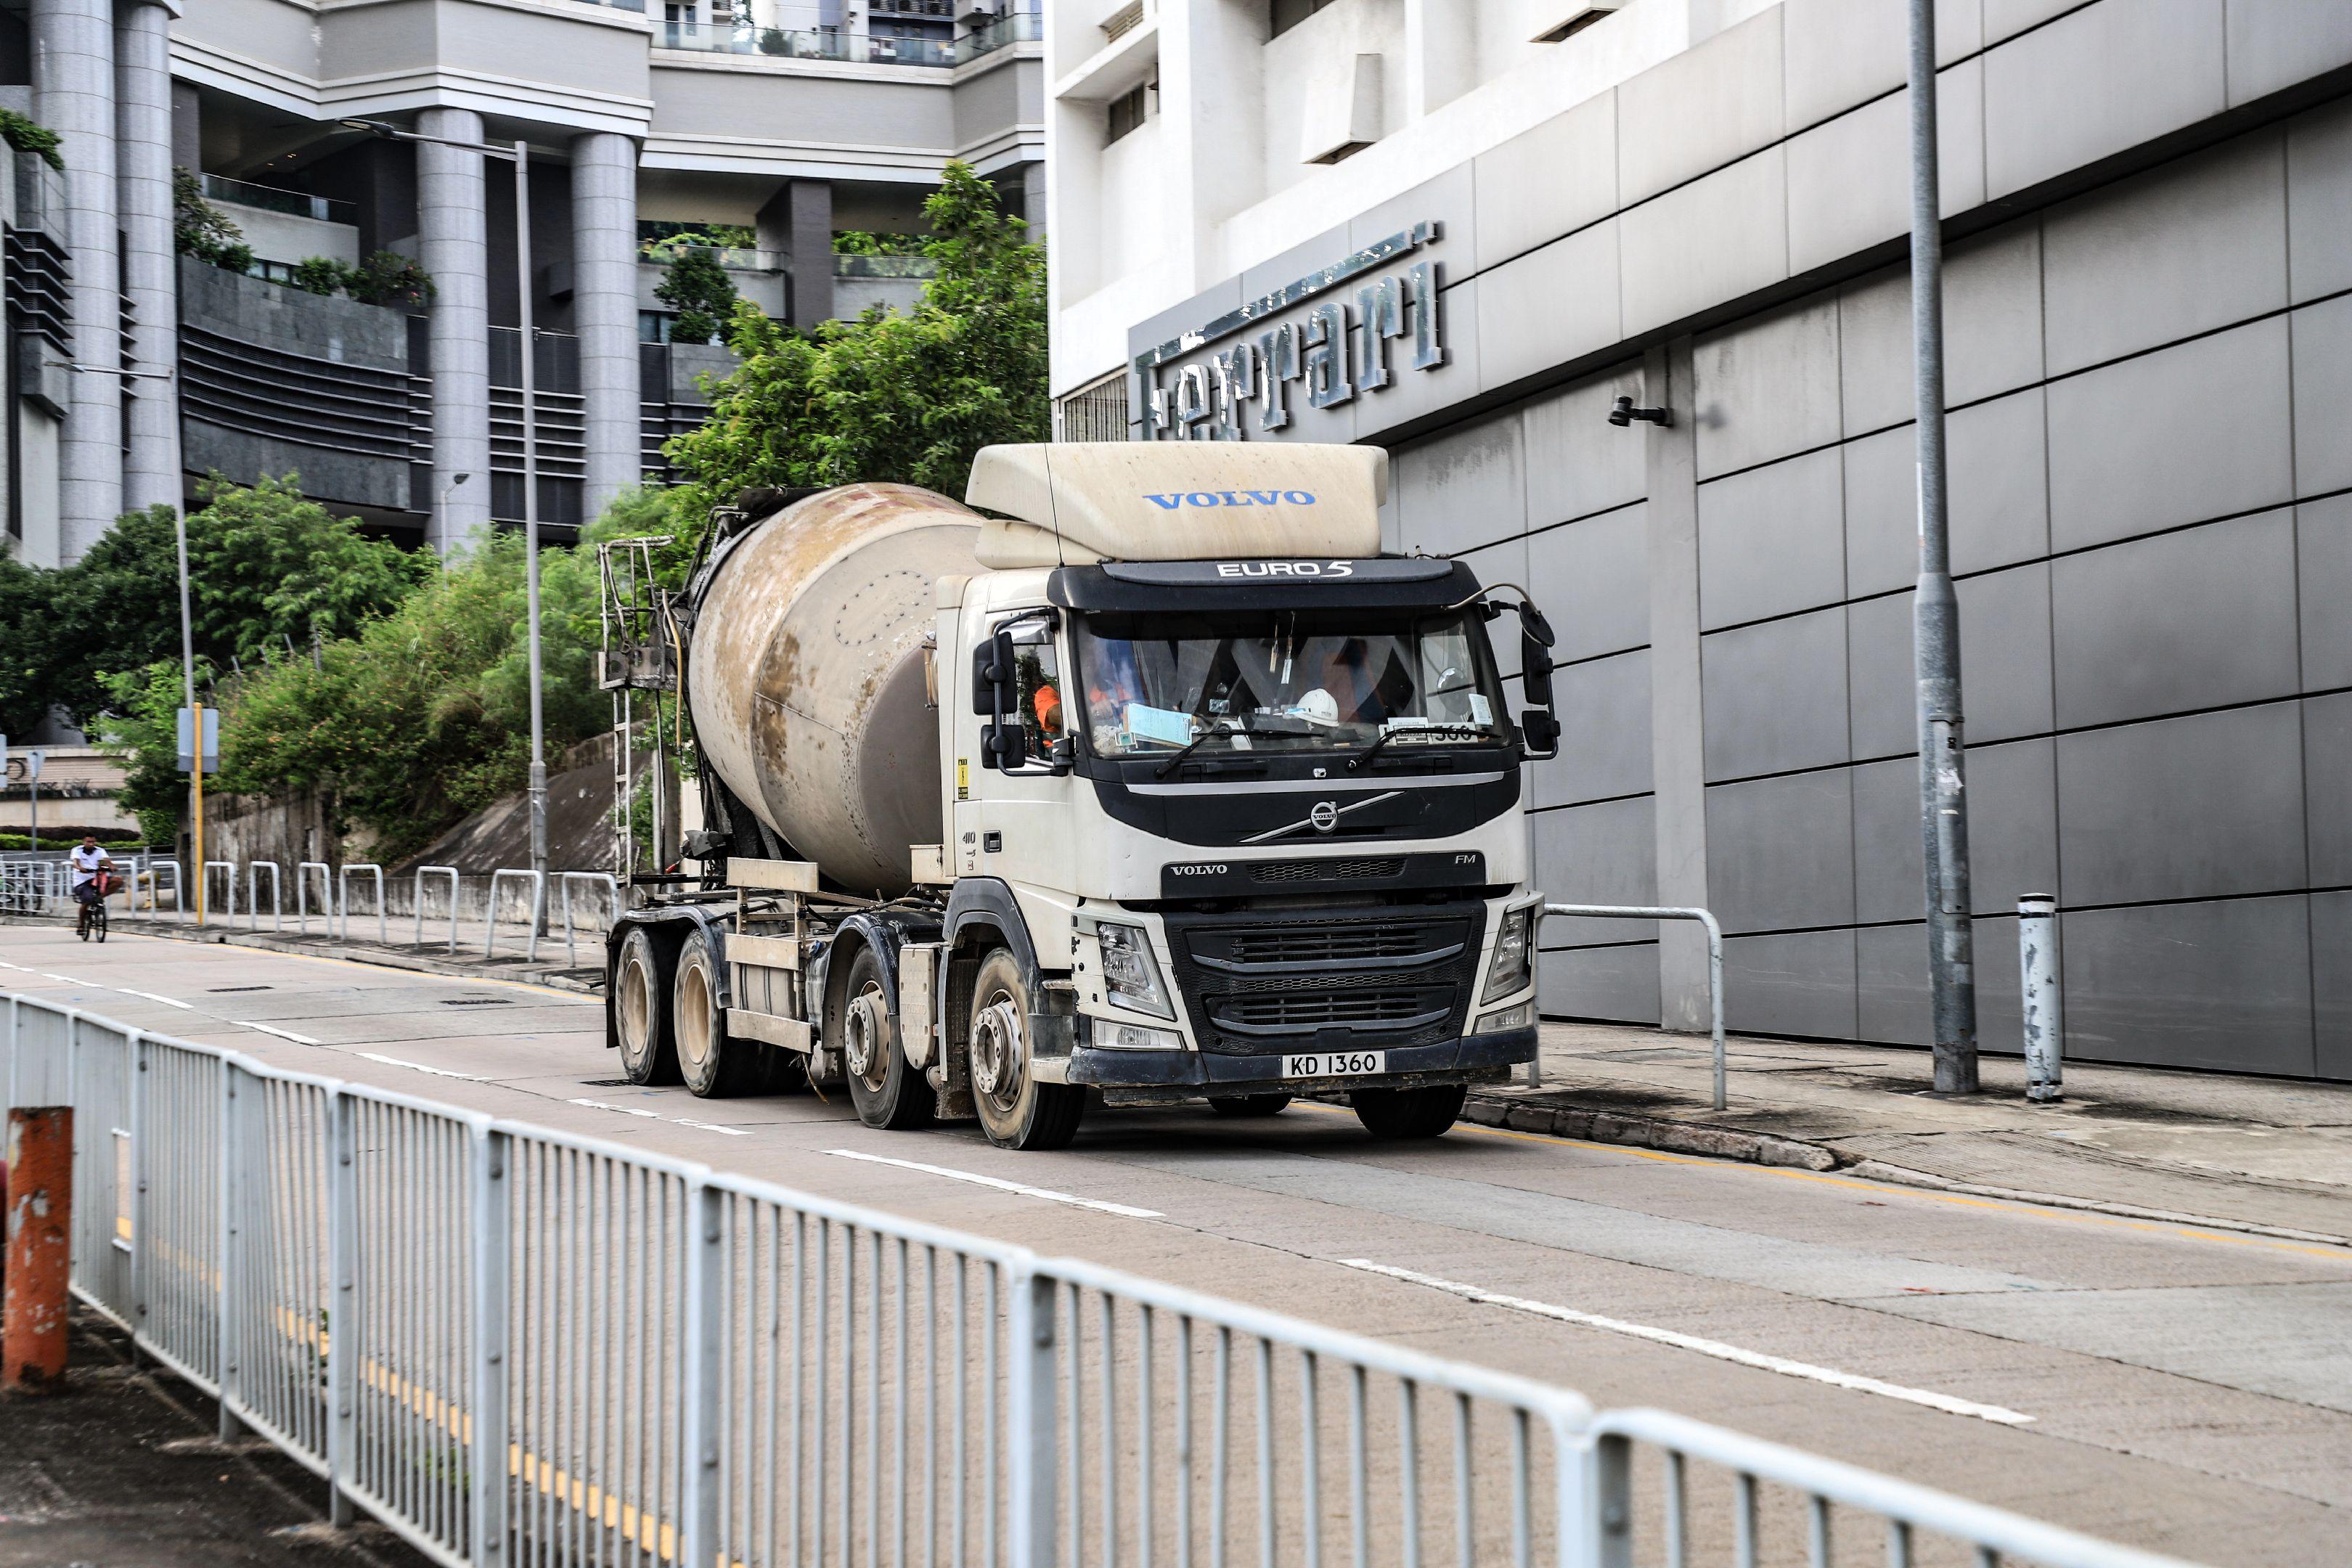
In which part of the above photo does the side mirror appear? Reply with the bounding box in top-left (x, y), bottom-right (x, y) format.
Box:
top-left (1522, 709), bottom-right (1561, 755)
top-left (1521, 604), bottom-right (1556, 649)
top-left (971, 629), bottom-right (1016, 716)
top-left (1521, 633), bottom-right (1554, 707)
top-left (1520, 633), bottom-right (1560, 761)
top-left (981, 721), bottom-right (1027, 770)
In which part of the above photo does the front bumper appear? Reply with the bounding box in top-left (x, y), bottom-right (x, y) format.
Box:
top-left (1063, 1026), bottom-right (1536, 1096)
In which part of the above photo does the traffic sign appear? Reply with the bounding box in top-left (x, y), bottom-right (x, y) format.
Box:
top-left (176, 706), bottom-right (219, 774)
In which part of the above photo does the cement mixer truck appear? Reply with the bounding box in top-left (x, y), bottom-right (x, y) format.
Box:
top-left (600, 444), bottom-right (1557, 1151)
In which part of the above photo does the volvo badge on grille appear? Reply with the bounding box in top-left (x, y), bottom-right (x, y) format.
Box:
top-left (1309, 801), bottom-right (1339, 833)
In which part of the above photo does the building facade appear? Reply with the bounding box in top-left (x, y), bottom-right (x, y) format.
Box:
top-left (0, 0), bottom-right (1042, 565)
top-left (1048, 0), bottom-right (2352, 1079)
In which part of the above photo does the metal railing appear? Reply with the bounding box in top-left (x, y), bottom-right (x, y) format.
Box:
top-left (558, 871), bottom-right (620, 968)
top-left (3, 989), bottom-right (2200, 1568)
top-left (298, 861), bottom-right (333, 936)
top-left (199, 171), bottom-right (357, 226)
top-left (203, 859), bottom-right (238, 922)
top-left (248, 860), bottom-right (282, 933)
top-left (338, 862), bottom-right (386, 944)
top-left (415, 865), bottom-right (461, 954)
top-left (1542, 904), bottom-right (1726, 1110)
top-left (484, 867), bottom-right (545, 962)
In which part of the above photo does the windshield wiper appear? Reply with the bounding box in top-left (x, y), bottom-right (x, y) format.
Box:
top-left (1344, 724), bottom-right (1495, 772)
top-left (1152, 724), bottom-right (1225, 779)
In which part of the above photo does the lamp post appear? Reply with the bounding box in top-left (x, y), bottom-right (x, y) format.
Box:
top-left (343, 119), bottom-right (550, 919)
top-left (436, 470), bottom-right (473, 546)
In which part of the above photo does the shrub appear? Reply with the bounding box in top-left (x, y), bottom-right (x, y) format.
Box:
top-left (347, 249), bottom-right (433, 307)
top-left (289, 256), bottom-right (354, 296)
top-left (172, 166), bottom-right (250, 271)
top-left (0, 107), bottom-right (63, 172)
top-left (656, 248), bottom-right (739, 345)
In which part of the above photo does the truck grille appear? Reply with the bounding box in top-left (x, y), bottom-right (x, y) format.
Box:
top-left (1164, 903), bottom-right (1485, 1054)
top-left (1248, 857), bottom-right (1404, 884)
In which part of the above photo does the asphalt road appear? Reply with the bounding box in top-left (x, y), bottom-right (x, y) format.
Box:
top-left (4, 927), bottom-right (2347, 1566)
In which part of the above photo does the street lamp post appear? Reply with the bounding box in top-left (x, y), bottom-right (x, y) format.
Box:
top-left (436, 470), bottom-right (473, 544)
top-left (343, 121), bottom-right (550, 923)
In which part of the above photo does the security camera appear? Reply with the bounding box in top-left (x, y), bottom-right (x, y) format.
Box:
top-left (1608, 395), bottom-right (1671, 428)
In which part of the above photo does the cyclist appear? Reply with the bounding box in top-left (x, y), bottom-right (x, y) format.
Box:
top-left (69, 835), bottom-right (113, 935)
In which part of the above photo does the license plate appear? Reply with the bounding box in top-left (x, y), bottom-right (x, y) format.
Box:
top-left (1283, 1050), bottom-right (1387, 1079)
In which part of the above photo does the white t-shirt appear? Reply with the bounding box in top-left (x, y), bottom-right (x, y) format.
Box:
top-left (69, 844), bottom-right (109, 889)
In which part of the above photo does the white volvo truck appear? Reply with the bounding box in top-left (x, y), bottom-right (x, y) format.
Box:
top-left (603, 444), bottom-right (1557, 1150)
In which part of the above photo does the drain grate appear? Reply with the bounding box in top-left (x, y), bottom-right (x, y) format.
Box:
top-left (208, 985), bottom-right (271, 993)
top-left (440, 997), bottom-right (515, 1007)
top-left (579, 1078), bottom-right (633, 1087)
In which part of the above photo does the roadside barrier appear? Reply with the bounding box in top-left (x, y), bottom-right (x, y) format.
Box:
top-left (296, 861), bottom-right (333, 936)
top-left (248, 861), bottom-right (282, 933)
top-left (557, 870), bottom-right (619, 968)
top-left (2, 989), bottom-right (2196, 1568)
top-left (483, 867), bottom-right (544, 962)
top-left (338, 862), bottom-right (386, 945)
top-left (1540, 905), bottom-right (1726, 1110)
top-left (414, 865), bottom-right (461, 954)
top-left (203, 859), bottom-right (238, 923)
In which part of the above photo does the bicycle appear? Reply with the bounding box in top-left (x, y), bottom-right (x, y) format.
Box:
top-left (75, 873), bottom-right (113, 943)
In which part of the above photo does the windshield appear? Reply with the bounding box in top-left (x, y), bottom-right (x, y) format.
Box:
top-left (1072, 607), bottom-right (1510, 759)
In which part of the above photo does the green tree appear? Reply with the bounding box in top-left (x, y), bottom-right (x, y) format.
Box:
top-left (289, 256), bottom-right (354, 296)
top-left (184, 473), bottom-right (433, 664)
top-left (0, 107), bottom-right (64, 172)
top-left (656, 248), bottom-right (739, 345)
top-left (33, 504), bottom-right (190, 734)
top-left (97, 660), bottom-right (202, 844)
top-left (666, 161), bottom-right (1045, 515)
top-left (173, 166), bottom-right (252, 272)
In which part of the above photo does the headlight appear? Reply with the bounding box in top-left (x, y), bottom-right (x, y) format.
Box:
top-left (1470, 1002), bottom-right (1532, 1034)
top-left (1095, 1020), bottom-right (1183, 1051)
top-left (1482, 905), bottom-right (1535, 1003)
top-left (1096, 922), bottom-right (1175, 1019)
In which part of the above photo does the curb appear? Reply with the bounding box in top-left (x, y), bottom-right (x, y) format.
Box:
top-left (1459, 1087), bottom-right (2351, 1249)
top-left (2, 914), bottom-right (605, 997)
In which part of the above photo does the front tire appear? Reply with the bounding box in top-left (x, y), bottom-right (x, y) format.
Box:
top-left (616, 926), bottom-right (680, 1085)
top-left (676, 929), bottom-right (772, 1098)
top-left (842, 946), bottom-right (931, 1130)
top-left (968, 949), bottom-right (1085, 1151)
top-left (1352, 1084), bottom-right (1466, 1140)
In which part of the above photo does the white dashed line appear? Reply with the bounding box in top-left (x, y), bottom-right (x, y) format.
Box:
top-left (827, 1148), bottom-right (1164, 1218)
top-left (116, 988), bottom-right (193, 1010)
top-left (356, 1050), bottom-right (486, 1080)
top-left (1339, 1261), bottom-right (2035, 1426)
top-left (674, 1119), bottom-right (752, 1136)
top-left (242, 1021), bottom-right (322, 1045)
top-left (570, 1098), bottom-right (662, 1119)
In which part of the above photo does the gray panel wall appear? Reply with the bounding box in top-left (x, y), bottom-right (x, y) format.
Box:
top-left (1389, 92), bottom-right (2352, 1076)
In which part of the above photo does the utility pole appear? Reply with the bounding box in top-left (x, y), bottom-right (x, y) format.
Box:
top-left (515, 138), bottom-right (549, 929)
top-left (1908, 0), bottom-right (1979, 1094)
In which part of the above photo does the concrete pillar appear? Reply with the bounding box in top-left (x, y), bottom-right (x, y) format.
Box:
top-left (1021, 161), bottom-right (1046, 242)
top-left (785, 179), bottom-right (832, 327)
top-left (169, 78), bottom-right (198, 170)
top-left (33, 0), bottom-right (122, 560)
top-left (117, 0), bottom-right (180, 515)
top-left (571, 131), bottom-right (640, 518)
top-left (1645, 338), bottom-right (1712, 1033)
top-left (417, 106), bottom-right (491, 552)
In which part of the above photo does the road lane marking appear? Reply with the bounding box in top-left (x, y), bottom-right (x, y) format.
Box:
top-left (828, 1148), bottom-right (1164, 1218)
top-left (356, 1050), bottom-right (486, 1081)
top-left (245, 1022), bottom-right (322, 1046)
top-left (117, 988), bottom-right (194, 1010)
top-left (676, 1119), bottom-right (752, 1136)
top-left (570, 1098), bottom-right (661, 1119)
top-left (1340, 1259), bottom-right (2035, 1426)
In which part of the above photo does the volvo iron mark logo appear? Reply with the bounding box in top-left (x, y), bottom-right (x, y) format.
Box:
top-left (1168, 862), bottom-right (1229, 877)
top-left (1309, 801), bottom-right (1340, 833)
top-left (1142, 489), bottom-right (1317, 510)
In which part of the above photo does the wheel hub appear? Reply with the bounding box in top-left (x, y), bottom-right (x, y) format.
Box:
top-left (844, 987), bottom-right (889, 1083)
top-left (970, 999), bottom-right (1024, 1102)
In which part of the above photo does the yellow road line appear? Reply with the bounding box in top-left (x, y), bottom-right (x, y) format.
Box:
top-left (1293, 1099), bottom-right (2352, 1264)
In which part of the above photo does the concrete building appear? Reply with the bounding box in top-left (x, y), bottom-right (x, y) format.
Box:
top-left (0, 0), bottom-right (1043, 565)
top-left (1048, 0), bottom-right (2352, 1079)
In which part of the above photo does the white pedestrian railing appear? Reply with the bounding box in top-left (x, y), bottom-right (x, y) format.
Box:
top-left (483, 867), bottom-right (544, 962)
top-left (298, 860), bottom-right (333, 936)
top-left (248, 860), bottom-right (282, 933)
top-left (1541, 904), bottom-right (1726, 1110)
top-left (3, 990), bottom-right (2197, 1568)
top-left (414, 865), bottom-right (461, 954)
top-left (203, 859), bottom-right (238, 922)
top-left (338, 862), bottom-right (386, 944)
top-left (558, 870), bottom-right (620, 968)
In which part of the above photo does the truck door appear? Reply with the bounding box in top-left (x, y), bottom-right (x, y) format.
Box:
top-left (978, 615), bottom-right (1077, 896)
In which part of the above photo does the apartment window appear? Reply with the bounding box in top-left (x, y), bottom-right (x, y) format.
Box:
top-left (1271, 0), bottom-right (1338, 38)
top-left (1106, 77), bottom-right (1156, 144)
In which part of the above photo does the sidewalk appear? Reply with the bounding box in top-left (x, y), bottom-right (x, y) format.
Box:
top-left (1466, 1024), bottom-right (2352, 1245)
top-left (0, 1307), bottom-right (427, 1568)
top-left (58, 907), bottom-right (606, 993)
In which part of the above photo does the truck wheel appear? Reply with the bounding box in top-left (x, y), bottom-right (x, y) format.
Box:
top-left (1352, 1084), bottom-right (1466, 1140)
top-left (616, 926), bottom-right (681, 1085)
top-left (676, 929), bottom-right (767, 1098)
top-left (842, 946), bottom-right (931, 1130)
top-left (968, 948), bottom-right (1085, 1151)
top-left (1207, 1095), bottom-right (1291, 1118)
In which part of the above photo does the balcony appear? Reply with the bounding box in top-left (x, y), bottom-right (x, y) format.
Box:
top-left (200, 173), bottom-right (355, 227)
top-left (656, 9), bottom-right (1037, 65)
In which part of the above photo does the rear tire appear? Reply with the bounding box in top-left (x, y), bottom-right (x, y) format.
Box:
top-left (676, 929), bottom-right (772, 1098)
top-left (1207, 1094), bottom-right (1291, 1118)
top-left (1352, 1084), bottom-right (1466, 1140)
top-left (842, 945), bottom-right (931, 1131)
top-left (968, 948), bottom-right (1085, 1151)
top-left (616, 926), bottom-right (681, 1085)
